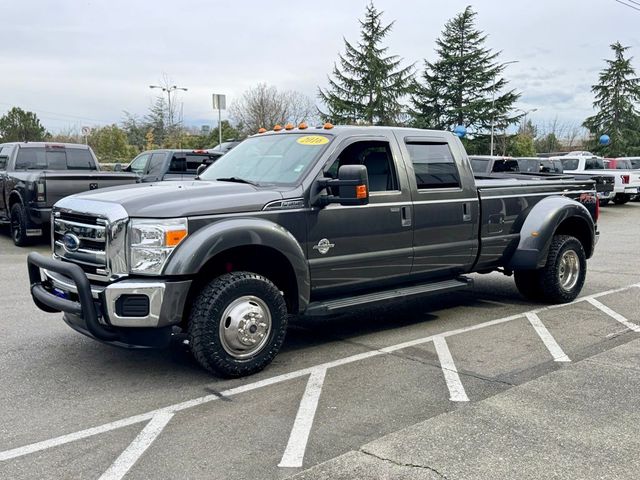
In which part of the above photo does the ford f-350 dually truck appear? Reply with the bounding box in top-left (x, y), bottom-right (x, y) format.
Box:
top-left (27, 126), bottom-right (599, 377)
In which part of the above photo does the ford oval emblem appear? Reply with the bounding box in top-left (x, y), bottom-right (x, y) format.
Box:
top-left (62, 232), bottom-right (81, 252)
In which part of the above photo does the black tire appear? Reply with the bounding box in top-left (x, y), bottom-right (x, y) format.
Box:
top-left (613, 193), bottom-right (630, 205)
top-left (599, 199), bottom-right (610, 207)
top-left (514, 269), bottom-right (544, 301)
top-left (538, 235), bottom-right (587, 303)
top-left (10, 203), bottom-right (30, 247)
top-left (188, 271), bottom-right (288, 377)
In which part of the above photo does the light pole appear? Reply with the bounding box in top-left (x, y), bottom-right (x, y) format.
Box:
top-left (490, 60), bottom-right (518, 156)
top-left (149, 84), bottom-right (188, 128)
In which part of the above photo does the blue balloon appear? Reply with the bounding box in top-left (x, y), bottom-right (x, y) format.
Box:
top-left (599, 134), bottom-right (610, 145)
top-left (454, 125), bottom-right (467, 138)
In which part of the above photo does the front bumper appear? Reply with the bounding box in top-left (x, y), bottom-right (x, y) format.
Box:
top-left (27, 252), bottom-right (191, 348)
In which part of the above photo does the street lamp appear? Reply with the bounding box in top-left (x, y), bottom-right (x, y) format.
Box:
top-left (490, 60), bottom-right (518, 156)
top-left (149, 84), bottom-right (188, 128)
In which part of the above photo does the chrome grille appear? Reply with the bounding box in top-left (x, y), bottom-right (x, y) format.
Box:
top-left (51, 200), bottom-right (129, 281)
top-left (54, 212), bottom-right (109, 278)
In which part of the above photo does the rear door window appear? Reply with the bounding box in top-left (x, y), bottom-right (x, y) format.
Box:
top-left (585, 157), bottom-right (604, 169)
top-left (561, 158), bottom-right (579, 170)
top-left (406, 142), bottom-right (461, 189)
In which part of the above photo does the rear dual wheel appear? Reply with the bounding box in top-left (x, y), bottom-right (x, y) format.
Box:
top-left (514, 235), bottom-right (586, 304)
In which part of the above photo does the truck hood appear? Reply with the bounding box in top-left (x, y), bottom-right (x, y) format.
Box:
top-left (60, 181), bottom-right (284, 218)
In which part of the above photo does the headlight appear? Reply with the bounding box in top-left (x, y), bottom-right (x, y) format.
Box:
top-left (129, 218), bottom-right (188, 275)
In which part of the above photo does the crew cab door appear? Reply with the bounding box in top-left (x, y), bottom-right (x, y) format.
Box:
top-left (395, 133), bottom-right (479, 278)
top-left (307, 135), bottom-right (413, 295)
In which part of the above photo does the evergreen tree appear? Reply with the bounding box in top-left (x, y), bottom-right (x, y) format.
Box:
top-left (318, 2), bottom-right (414, 125)
top-left (583, 42), bottom-right (640, 156)
top-left (411, 6), bottom-right (520, 135)
top-left (0, 107), bottom-right (48, 142)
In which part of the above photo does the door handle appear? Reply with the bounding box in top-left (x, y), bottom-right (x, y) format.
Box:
top-left (401, 205), bottom-right (412, 227)
top-left (462, 202), bottom-right (472, 222)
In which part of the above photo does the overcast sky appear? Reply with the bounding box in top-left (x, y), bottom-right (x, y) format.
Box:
top-left (2, 0), bottom-right (639, 133)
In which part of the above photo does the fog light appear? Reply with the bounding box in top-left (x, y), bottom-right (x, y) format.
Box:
top-left (115, 295), bottom-right (150, 317)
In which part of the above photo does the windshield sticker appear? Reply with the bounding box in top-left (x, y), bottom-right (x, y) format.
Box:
top-left (297, 135), bottom-right (329, 145)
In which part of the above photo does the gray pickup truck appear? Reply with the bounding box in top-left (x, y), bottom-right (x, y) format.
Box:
top-left (0, 142), bottom-right (138, 245)
top-left (27, 126), bottom-right (599, 377)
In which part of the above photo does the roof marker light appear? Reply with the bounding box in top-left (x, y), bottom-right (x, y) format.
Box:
top-left (284, 123), bottom-right (294, 130)
top-left (323, 122), bottom-right (334, 130)
top-left (258, 128), bottom-right (267, 134)
top-left (298, 122), bottom-right (308, 130)
top-left (273, 124), bottom-right (283, 132)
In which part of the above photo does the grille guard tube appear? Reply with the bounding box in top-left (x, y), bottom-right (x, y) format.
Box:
top-left (27, 252), bottom-right (120, 341)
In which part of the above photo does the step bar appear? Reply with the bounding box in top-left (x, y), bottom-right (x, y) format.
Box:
top-left (304, 276), bottom-right (473, 317)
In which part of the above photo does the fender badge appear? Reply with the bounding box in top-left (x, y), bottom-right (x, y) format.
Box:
top-left (313, 238), bottom-right (335, 255)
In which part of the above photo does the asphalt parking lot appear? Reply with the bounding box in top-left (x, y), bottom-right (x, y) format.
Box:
top-left (1, 203), bottom-right (639, 480)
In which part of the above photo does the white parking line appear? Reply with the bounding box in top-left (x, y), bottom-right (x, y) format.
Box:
top-left (586, 298), bottom-right (640, 333)
top-left (98, 412), bottom-right (174, 480)
top-left (278, 368), bottom-right (327, 468)
top-left (525, 312), bottom-right (571, 362)
top-left (1, 282), bottom-right (638, 469)
top-left (433, 336), bottom-right (469, 402)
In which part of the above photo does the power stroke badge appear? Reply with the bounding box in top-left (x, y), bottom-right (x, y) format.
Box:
top-left (313, 238), bottom-right (335, 255)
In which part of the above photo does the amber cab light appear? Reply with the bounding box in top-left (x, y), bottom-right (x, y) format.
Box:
top-left (273, 124), bottom-right (283, 132)
top-left (257, 128), bottom-right (267, 134)
top-left (298, 122), bottom-right (308, 129)
top-left (323, 122), bottom-right (334, 130)
top-left (285, 123), bottom-right (294, 130)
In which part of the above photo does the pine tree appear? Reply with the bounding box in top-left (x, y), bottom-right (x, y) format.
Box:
top-left (318, 2), bottom-right (414, 125)
top-left (411, 6), bottom-right (520, 135)
top-left (583, 42), bottom-right (640, 156)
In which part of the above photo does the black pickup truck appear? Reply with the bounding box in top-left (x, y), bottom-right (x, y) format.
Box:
top-left (124, 149), bottom-right (222, 182)
top-left (0, 142), bottom-right (138, 245)
top-left (28, 126), bottom-right (599, 377)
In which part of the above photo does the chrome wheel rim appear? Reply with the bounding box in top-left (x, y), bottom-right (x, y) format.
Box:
top-left (558, 250), bottom-right (580, 291)
top-left (219, 295), bottom-right (272, 359)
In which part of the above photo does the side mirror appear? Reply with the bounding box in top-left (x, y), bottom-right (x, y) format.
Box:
top-left (314, 164), bottom-right (369, 207)
top-left (196, 164), bottom-right (208, 176)
top-left (113, 163), bottom-right (122, 172)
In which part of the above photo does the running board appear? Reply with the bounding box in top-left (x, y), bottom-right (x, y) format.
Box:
top-left (304, 276), bottom-right (473, 317)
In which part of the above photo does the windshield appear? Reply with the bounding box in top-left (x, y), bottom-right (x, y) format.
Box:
top-left (15, 146), bottom-right (96, 170)
top-left (200, 133), bottom-right (333, 185)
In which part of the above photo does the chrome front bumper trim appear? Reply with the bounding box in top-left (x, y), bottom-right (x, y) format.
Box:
top-left (43, 269), bottom-right (165, 328)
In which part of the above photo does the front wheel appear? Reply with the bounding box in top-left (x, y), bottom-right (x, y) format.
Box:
top-left (188, 271), bottom-right (288, 377)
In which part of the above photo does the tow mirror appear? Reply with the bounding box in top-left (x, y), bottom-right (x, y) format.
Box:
top-left (314, 164), bottom-right (369, 207)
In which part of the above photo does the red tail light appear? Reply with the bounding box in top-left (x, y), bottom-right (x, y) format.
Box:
top-left (622, 175), bottom-right (630, 184)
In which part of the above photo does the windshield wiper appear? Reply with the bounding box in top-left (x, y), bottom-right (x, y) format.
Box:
top-left (215, 177), bottom-right (259, 186)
